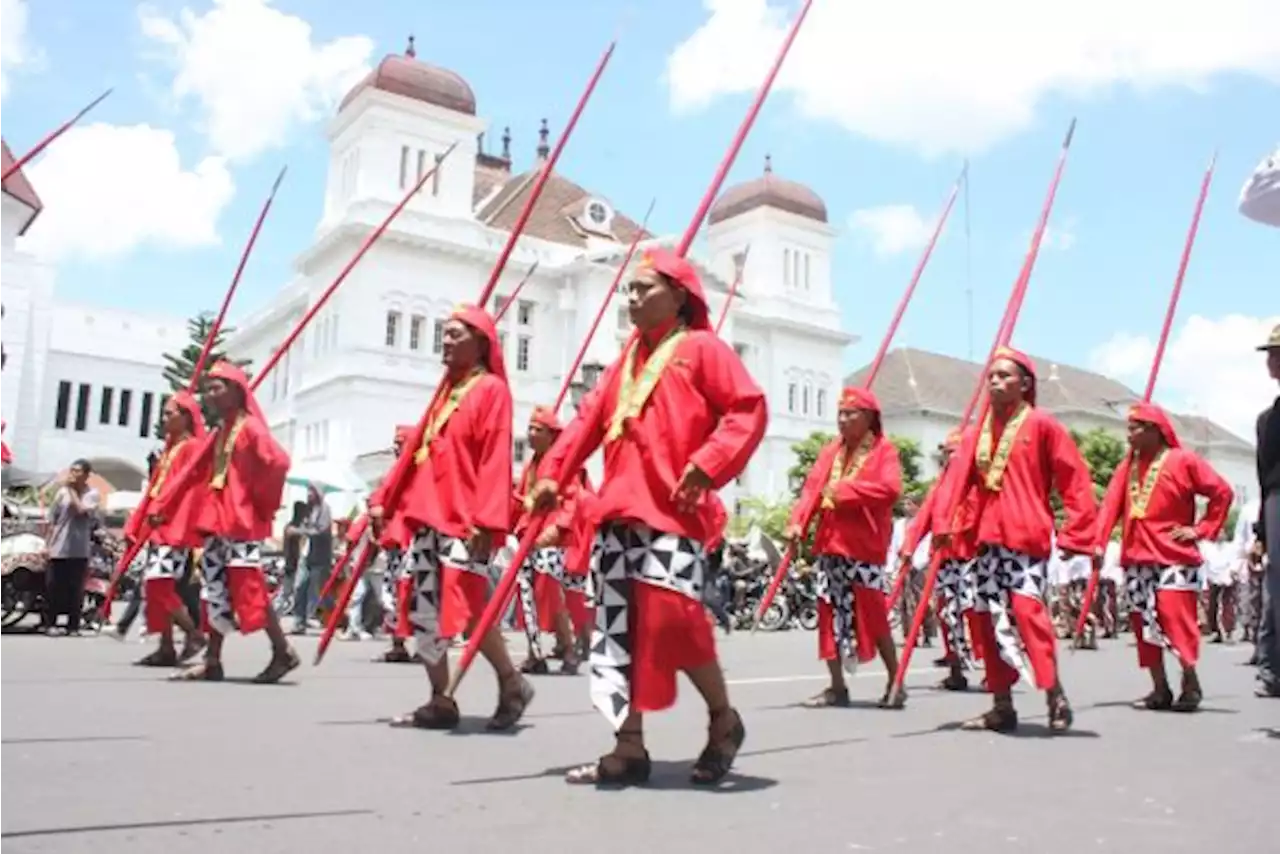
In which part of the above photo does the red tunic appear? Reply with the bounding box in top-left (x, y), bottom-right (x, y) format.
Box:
top-left (382, 373), bottom-right (512, 541)
top-left (545, 320), bottom-right (767, 543)
top-left (937, 406), bottom-right (1097, 558)
top-left (145, 437), bottom-right (204, 549)
top-left (1095, 447), bottom-right (1232, 567)
top-left (792, 435), bottom-right (902, 563)
top-left (560, 471), bottom-right (597, 575)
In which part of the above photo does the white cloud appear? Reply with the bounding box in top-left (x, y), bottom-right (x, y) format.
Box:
top-left (848, 204), bottom-right (933, 257)
top-left (666, 0), bottom-right (1280, 156)
top-left (1041, 222), bottom-right (1077, 251)
top-left (139, 0), bottom-right (373, 161)
top-left (0, 0), bottom-right (37, 100)
top-left (23, 123), bottom-right (234, 260)
top-left (1090, 314), bottom-right (1279, 440)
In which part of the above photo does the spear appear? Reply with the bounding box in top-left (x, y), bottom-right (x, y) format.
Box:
top-left (315, 39), bottom-right (620, 665)
top-left (889, 119), bottom-right (1079, 700)
top-left (100, 166), bottom-right (289, 616)
top-left (1073, 151), bottom-right (1217, 639)
top-left (713, 244), bottom-right (750, 335)
top-left (2, 89), bottom-right (113, 182)
top-left (752, 161), bottom-right (967, 630)
top-left (444, 0), bottom-right (818, 697)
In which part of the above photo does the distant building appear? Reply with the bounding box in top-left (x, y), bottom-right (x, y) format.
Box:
top-left (845, 348), bottom-right (1257, 505)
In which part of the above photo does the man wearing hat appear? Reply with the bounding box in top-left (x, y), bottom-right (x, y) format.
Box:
top-left (1252, 322), bottom-right (1280, 697)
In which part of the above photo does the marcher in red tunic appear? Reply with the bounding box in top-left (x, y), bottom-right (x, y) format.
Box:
top-left (512, 405), bottom-right (585, 676)
top-left (934, 347), bottom-right (1097, 733)
top-left (561, 465), bottom-right (598, 657)
top-left (150, 361), bottom-right (297, 683)
top-left (532, 247), bottom-right (767, 787)
top-left (1094, 403), bottom-right (1232, 712)
top-left (133, 392), bottom-right (208, 667)
top-left (368, 424), bottom-right (416, 664)
top-left (788, 387), bottom-right (904, 708)
top-left (370, 305), bottom-right (531, 732)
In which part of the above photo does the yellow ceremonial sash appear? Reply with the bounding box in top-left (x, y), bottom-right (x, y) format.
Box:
top-left (975, 402), bottom-right (1031, 492)
top-left (209, 414), bottom-right (248, 490)
top-left (149, 437), bottom-right (189, 498)
top-left (605, 325), bottom-right (687, 443)
top-left (1127, 448), bottom-right (1169, 520)
top-left (519, 459), bottom-right (539, 512)
top-left (821, 433), bottom-right (875, 510)
top-left (413, 369), bottom-right (486, 464)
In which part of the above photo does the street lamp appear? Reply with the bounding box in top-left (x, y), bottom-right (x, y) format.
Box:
top-left (581, 360), bottom-right (605, 390)
top-left (569, 380), bottom-right (588, 408)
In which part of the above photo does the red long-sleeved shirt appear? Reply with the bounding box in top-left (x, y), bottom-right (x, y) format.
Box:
top-left (936, 406), bottom-right (1097, 558)
top-left (145, 436), bottom-right (204, 549)
top-left (545, 320), bottom-right (767, 544)
top-left (791, 435), bottom-right (902, 564)
top-left (1094, 447), bottom-right (1233, 567)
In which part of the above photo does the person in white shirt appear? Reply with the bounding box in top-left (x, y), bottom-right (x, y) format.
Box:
top-left (1238, 146), bottom-right (1280, 228)
top-left (1201, 534), bottom-right (1237, 643)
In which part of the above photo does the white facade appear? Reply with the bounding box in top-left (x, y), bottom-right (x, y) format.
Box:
top-left (227, 81), bottom-right (854, 509)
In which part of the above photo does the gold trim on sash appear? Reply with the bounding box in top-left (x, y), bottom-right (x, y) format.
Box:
top-left (1127, 448), bottom-right (1169, 520)
top-left (975, 402), bottom-right (1031, 492)
top-left (210, 413), bottom-right (248, 490)
top-left (605, 325), bottom-right (687, 443)
top-left (821, 433), bottom-right (875, 510)
top-left (149, 437), bottom-right (189, 498)
top-left (413, 369), bottom-right (486, 464)
top-left (519, 460), bottom-right (538, 512)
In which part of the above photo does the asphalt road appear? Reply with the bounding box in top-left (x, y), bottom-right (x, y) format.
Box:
top-left (2, 625), bottom-right (1275, 854)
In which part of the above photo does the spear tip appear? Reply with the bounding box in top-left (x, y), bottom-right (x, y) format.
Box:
top-left (270, 165), bottom-right (288, 196)
top-left (640, 197), bottom-right (657, 226)
top-left (1062, 117), bottom-right (1078, 149)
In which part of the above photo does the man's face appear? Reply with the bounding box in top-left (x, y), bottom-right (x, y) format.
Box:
top-left (392, 436), bottom-right (405, 459)
top-left (205, 377), bottom-right (234, 413)
top-left (443, 319), bottom-right (484, 372)
top-left (527, 422), bottom-right (555, 455)
top-left (162, 399), bottom-right (189, 435)
top-left (1267, 348), bottom-right (1280, 382)
top-left (837, 407), bottom-right (873, 443)
top-left (987, 358), bottom-right (1028, 408)
top-left (68, 463), bottom-right (89, 487)
top-left (1127, 419), bottom-right (1163, 455)
top-left (627, 267), bottom-right (684, 332)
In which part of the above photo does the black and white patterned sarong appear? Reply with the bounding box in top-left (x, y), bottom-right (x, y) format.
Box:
top-left (200, 537), bottom-right (262, 636)
top-left (144, 544), bottom-right (190, 580)
top-left (973, 545), bottom-right (1049, 685)
top-left (1124, 563), bottom-right (1201, 652)
top-left (516, 546), bottom-right (565, 648)
top-left (591, 521), bottom-right (706, 731)
top-left (936, 557), bottom-right (976, 667)
top-left (408, 528), bottom-right (487, 666)
top-left (815, 555), bottom-right (886, 674)
top-left (378, 547), bottom-right (409, 614)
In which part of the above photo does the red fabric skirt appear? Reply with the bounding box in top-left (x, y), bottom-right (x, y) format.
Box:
top-left (1130, 589), bottom-right (1200, 669)
top-left (438, 567), bottom-right (489, 639)
top-left (631, 583), bottom-right (717, 715)
top-left (394, 575), bottom-right (413, 639)
top-left (144, 577), bottom-right (182, 633)
top-left (200, 565), bottom-right (270, 635)
top-left (817, 586), bottom-right (892, 663)
top-left (515, 573), bottom-right (565, 633)
top-left (564, 588), bottom-right (592, 634)
top-left (971, 595), bottom-right (1058, 692)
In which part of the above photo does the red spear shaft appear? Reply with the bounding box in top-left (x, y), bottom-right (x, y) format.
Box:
top-left (890, 119), bottom-right (1079, 699)
top-left (315, 40), bottom-right (620, 665)
top-left (713, 244), bottom-right (750, 335)
top-left (753, 162), bottom-right (966, 629)
top-left (101, 166), bottom-right (289, 615)
top-left (1073, 151), bottom-right (1217, 638)
top-left (444, 0), bottom-right (818, 696)
top-left (2, 89), bottom-right (113, 182)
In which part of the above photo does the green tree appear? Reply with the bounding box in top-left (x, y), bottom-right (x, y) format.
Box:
top-left (1071, 428), bottom-right (1127, 501)
top-left (156, 312), bottom-right (250, 433)
top-left (890, 435), bottom-right (926, 507)
top-left (787, 431), bottom-right (833, 498)
top-left (727, 496), bottom-right (793, 543)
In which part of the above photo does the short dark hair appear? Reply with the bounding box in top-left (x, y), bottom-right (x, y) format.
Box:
top-left (71, 458), bottom-right (93, 474)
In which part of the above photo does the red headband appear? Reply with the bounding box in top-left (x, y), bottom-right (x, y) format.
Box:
top-left (450, 303), bottom-right (507, 382)
top-left (839, 386), bottom-right (880, 413)
top-left (637, 247), bottom-right (711, 331)
top-left (529, 405), bottom-right (562, 432)
top-left (991, 346), bottom-right (1037, 406)
top-left (1128, 402), bottom-right (1181, 448)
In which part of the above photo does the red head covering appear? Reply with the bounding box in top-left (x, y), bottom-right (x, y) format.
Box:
top-left (450, 304), bottom-right (507, 382)
top-left (168, 391), bottom-right (207, 438)
top-left (394, 424), bottom-right (415, 443)
top-left (637, 247), bottom-right (711, 331)
top-left (529, 405), bottom-right (562, 432)
top-left (207, 360), bottom-right (265, 422)
top-left (991, 346), bottom-right (1037, 406)
top-left (1127, 402), bottom-right (1181, 448)
top-left (839, 386), bottom-right (880, 413)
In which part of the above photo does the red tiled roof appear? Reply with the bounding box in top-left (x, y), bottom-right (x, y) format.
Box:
top-left (476, 167), bottom-right (649, 248)
top-left (1, 139), bottom-right (43, 235)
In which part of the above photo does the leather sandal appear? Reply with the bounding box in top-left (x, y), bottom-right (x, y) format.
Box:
top-left (170, 661), bottom-right (224, 682)
top-left (803, 686), bottom-right (850, 708)
top-left (486, 675), bottom-right (535, 731)
top-left (391, 697), bottom-right (460, 730)
top-left (565, 730), bottom-right (651, 786)
top-left (1047, 691), bottom-right (1074, 733)
top-left (690, 707), bottom-right (745, 786)
top-left (960, 705), bottom-right (1018, 732)
top-left (135, 648), bottom-right (179, 668)
top-left (253, 649), bottom-right (300, 684)
top-left (1132, 688), bottom-right (1174, 711)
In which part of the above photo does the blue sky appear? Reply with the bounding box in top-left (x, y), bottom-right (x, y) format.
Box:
top-left (2, 0), bottom-right (1276, 436)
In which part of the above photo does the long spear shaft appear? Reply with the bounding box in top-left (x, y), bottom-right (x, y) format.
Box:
top-left (713, 244), bottom-right (750, 335)
top-left (753, 163), bottom-right (966, 629)
top-left (445, 0), bottom-right (817, 697)
top-left (2, 89), bottom-right (113, 182)
top-left (1073, 151), bottom-right (1217, 638)
top-left (316, 40), bottom-right (620, 665)
top-left (890, 119), bottom-right (1079, 697)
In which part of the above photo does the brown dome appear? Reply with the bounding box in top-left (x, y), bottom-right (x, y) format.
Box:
top-left (708, 155), bottom-right (827, 225)
top-left (338, 37), bottom-right (476, 116)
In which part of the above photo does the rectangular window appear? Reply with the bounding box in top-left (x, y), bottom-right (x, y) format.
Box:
top-left (803, 252), bottom-right (811, 290)
top-left (433, 153), bottom-right (443, 196)
top-left (416, 148), bottom-right (427, 183)
top-left (54, 381), bottom-right (72, 429)
top-left (99, 386), bottom-right (114, 425)
top-left (816, 388), bottom-right (827, 419)
top-left (787, 382), bottom-right (797, 414)
top-left (119, 389), bottom-right (133, 427)
top-left (432, 318), bottom-right (445, 355)
top-left (385, 311), bottom-right (401, 347)
top-left (139, 392), bottom-right (154, 439)
top-left (398, 145), bottom-right (409, 190)
top-left (409, 314), bottom-right (425, 351)
top-left (783, 248), bottom-right (792, 288)
top-left (517, 300), bottom-right (533, 327)
top-left (74, 383), bottom-right (91, 431)
top-left (516, 335), bottom-right (531, 372)
top-left (514, 438), bottom-right (527, 463)
top-left (802, 384), bottom-right (811, 416)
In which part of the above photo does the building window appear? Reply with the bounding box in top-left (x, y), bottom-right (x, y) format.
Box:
top-left (498, 330), bottom-right (508, 354)
top-left (73, 383), bottom-right (90, 431)
top-left (409, 314), bottom-right (426, 351)
top-left (432, 318), bottom-right (445, 355)
top-left (733, 342), bottom-right (748, 360)
top-left (787, 382), bottom-right (797, 414)
top-left (385, 310), bottom-right (401, 347)
top-left (54, 381), bottom-right (72, 429)
top-left (399, 145), bottom-right (410, 190)
top-left (99, 387), bottom-right (114, 425)
top-left (517, 300), bottom-right (534, 327)
top-left (816, 388), bottom-right (827, 419)
top-left (433, 152), bottom-right (444, 196)
top-left (416, 148), bottom-right (427, 183)
top-left (119, 389), bottom-right (133, 427)
top-left (517, 335), bottom-right (531, 372)
top-left (783, 248), bottom-right (792, 289)
top-left (139, 392), bottom-right (154, 439)
top-left (802, 383), bottom-right (811, 416)
top-left (514, 438), bottom-right (527, 463)
top-left (492, 292), bottom-right (510, 317)
top-left (803, 252), bottom-right (811, 291)
top-left (793, 250), bottom-right (801, 289)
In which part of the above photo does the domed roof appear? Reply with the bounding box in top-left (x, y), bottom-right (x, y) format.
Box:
top-left (708, 155), bottom-right (827, 225)
top-left (338, 36), bottom-right (476, 116)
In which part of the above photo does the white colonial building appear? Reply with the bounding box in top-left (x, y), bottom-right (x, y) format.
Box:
top-left (226, 39), bottom-right (854, 509)
top-left (846, 348), bottom-right (1258, 506)
top-left (1, 140), bottom-right (187, 491)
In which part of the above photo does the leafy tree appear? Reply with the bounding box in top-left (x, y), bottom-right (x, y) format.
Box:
top-left (787, 430), bottom-right (926, 509)
top-left (155, 312), bottom-right (250, 433)
top-left (787, 431), bottom-right (832, 498)
top-left (1071, 428), bottom-right (1127, 501)
top-left (727, 496), bottom-right (792, 543)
